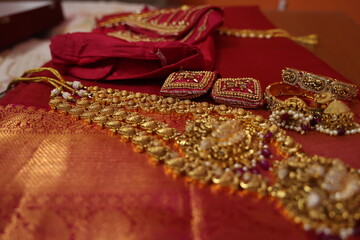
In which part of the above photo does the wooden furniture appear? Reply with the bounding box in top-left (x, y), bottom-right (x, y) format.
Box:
top-left (0, 1), bottom-right (63, 49)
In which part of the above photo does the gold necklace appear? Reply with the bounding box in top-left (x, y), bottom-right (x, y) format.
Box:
top-left (7, 67), bottom-right (359, 239)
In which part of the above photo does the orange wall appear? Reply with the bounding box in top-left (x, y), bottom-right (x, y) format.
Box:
top-left (180, 0), bottom-right (360, 25)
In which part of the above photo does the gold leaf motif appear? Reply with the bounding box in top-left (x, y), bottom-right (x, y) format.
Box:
top-left (132, 135), bottom-right (152, 146)
top-left (100, 106), bottom-right (114, 115)
top-left (57, 103), bottom-right (71, 111)
top-left (140, 121), bottom-right (158, 131)
top-left (113, 109), bottom-right (127, 119)
top-left (76, 99), bottom-right (90, 107)
top-left (69, 108), bottom-right (84, 116)
top-left (156, 128), bottom-right (175, 139)
top-left (118, 126), bottom-right (136, 137)
top-left (88, 103), bottom-right (102, 112)
top-left (189, 166), bottom-right (207, 179)
top-left (81, 111), bottom-right (96, 121)
top-left (125, 115), bottom-right (143, 125)
top-left (93, 115), bottom-right (108, 124)
top-left (147, 146), bottom-right (167, 158)
top-left (105, 120), bottom-right (121, 129)
top-left (49, 98), bottom-right (63, 107)
top-left (165, 157), bottom-right (185, 169)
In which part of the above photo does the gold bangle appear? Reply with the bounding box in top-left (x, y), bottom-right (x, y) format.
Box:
top-left (264, 82), bottom-right (319, 111)
top-left (282, 68), bottom-right (359, 101)
top-left (265, 82), bottom-right (360, 135)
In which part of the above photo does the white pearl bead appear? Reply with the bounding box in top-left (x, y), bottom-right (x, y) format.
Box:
top-left (303, 224), bottom-right (311, 231)
top-left (323, 228), bottom-right (332, 235)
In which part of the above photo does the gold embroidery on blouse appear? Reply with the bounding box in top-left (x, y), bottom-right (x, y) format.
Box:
top-left (100, 6), bottom-right (209, 36)
top-left (108, 30), bottom-right (167, 42)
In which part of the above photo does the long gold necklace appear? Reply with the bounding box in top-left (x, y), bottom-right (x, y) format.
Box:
top-left (6, 67), bottom-right (359, 240)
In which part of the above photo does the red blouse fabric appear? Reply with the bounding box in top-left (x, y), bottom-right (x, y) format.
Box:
top-left (50, 6), bottom-right (223, 80)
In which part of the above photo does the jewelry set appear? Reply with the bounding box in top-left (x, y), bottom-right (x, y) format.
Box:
top-left (5, 66), bottom-right (360, 239)
top-left (267, 68), bottom-right (359, 136)
top-left (160, 67), bottom-right (359, 136)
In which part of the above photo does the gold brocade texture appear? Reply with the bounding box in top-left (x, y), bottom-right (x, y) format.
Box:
top-left (0, 105), bottom-right (195, 240)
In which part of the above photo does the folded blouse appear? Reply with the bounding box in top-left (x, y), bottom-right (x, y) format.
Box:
top-left (50, 6), bottom-right (223, 80)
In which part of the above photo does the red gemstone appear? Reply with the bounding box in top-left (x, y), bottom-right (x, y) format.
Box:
top-left (301, 124), bottom-right (310, 132)
top-left (261, 148), bottom-right (271, 158)
top-left (310, 117), bottom-right (320, 126)
top-left (235, 168), bottom-right (244, 175)
top-left (250, 167), bottom-right (260, 174)
top-left (264, 131), bottom-right (273, 140)
top-left (280, 113), bottom-right (290, 121)
top-left (337, 127), bottom-right (346, 136)
top-left (259, 159), bottom-right (270, 170)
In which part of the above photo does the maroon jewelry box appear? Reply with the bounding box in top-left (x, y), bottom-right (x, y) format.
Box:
top-left (0, 0), bottom-right (64, 50)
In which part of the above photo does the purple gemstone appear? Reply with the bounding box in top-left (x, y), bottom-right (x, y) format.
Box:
top-left (310, 116), bottom-right (321, 126)
top-left (337, 127), bottom-right (346, 136)
top-left (261, 148), bottom-right (272, 158)
top-left (259, 159), bottom-right (270, 170)
top-left (280, 113), bottom-right (290, 122)
top-left (250, 167), bottom-right (260, 174)
top-left (301, 124), bottom-right (310, 132)
top-left (235, 168), bottom-right (244, 175)
top-left (264, 131), bottom-right (273, 140)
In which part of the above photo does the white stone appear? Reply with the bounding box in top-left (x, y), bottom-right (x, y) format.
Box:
top-left (51, 88), bottom-right (60, 96)
top-left (307, 191), bottom-right (320, 208)
top-left (303, 224), bottom-right (311, 231)
top-left (323, 228), bottom-right (332, 235)
top-left (340, 228), bottom-right (349, 239)
top-left (72, 81), bottom-right (81, 89)
top-left (62, 92), bottom-right (71, 100)
top-left (77, 89), bottom-right (88, 97)
top-left (277, 167), bottom-right (288, 180)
